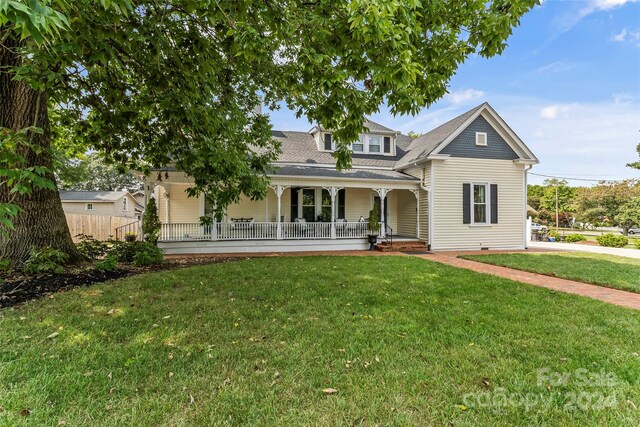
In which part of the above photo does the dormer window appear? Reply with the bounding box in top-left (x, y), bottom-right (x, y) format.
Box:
top-left (384, 136), bottom-right (391, 153)
top-left (368, 135), bottom-right (381, 153)
top-left (323, 133), bottom-right (333, 151)
top-left (352, 136), bottom-right (364, 152)
top-left (476, 132), bottom-right (487, 146)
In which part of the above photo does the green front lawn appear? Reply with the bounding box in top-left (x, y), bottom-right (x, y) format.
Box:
top-left (461, 252), bottom-right (640, 293)
top-left (1, 256), bottom-right (639, 426)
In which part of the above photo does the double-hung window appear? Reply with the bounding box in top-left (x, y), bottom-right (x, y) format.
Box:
top-left (352, 135), bottom-right (364, 153)
top-left (368, 135), bottom-right (381, 153)
top-left (473, 183), bottom-right (489, 224)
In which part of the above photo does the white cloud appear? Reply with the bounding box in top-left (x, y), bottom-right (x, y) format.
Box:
top-left (613, 92), bottom-right (637, 104)
top-left (591, 0), bottom-right (639, 10)
top-left (612, 28), bottom-right (628, 41)
top-left (539, 104), bottom-right (571, 119)
top-left (556, 0), bottom-right (639, 33)
top-left (610, 27), bottom-right (640, 45)
top-left (445, 88), bottom-right (485, 105)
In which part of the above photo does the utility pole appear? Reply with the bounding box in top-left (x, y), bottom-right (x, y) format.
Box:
top-left (555, 184), bottom-right (559, 231)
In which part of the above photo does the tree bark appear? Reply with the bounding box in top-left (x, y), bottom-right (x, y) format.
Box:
top-left (0, 30), bottom-right (83, 266)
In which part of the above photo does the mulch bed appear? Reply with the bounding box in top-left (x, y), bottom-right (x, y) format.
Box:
top-left (0, 256), bottom-right (245, 310)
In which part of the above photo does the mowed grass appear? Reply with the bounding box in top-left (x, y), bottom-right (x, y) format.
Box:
top-left (461, 252), bottom-right (640, 293)
top-left (1, 256), bottom-right (640, 426)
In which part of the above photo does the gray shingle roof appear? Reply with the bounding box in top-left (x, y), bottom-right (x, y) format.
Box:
top-left (272, 131), bottom-right (409, 168)
top-left (395, 103), bottom-right (485, 169)
top-left (363, 119), bottom-right (395, 133)
top-left (269, 165), bottom-right (419, 181)
top-left (59, 191), bottom-right (128, 202)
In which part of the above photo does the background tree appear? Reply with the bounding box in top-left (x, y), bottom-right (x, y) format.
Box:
top-left (614, 197), bottom-right (640, 236)
top-left (574, 180), bottom-right (640, 232)
top-left (1, 0), bottom-right (539, 265)
top-left (57, 153), bottom-right (141, 192)
top-left (527, 184), bottom-right (545, 211)
top-left (628, 142), bottom-right (640, 170)
top-left (407, 131), bottom-right (424, 140)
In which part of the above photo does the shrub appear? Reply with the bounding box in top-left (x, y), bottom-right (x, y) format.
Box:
top-left (596, 233), bottom-right (628, 248)
top-left (634, 239), bottom-right (640, 250)
top-left (95, 255), bottom-right (118, 272)
top-left (107, 240), bottom-right (163, 265)
top-left (133, 243), bottom-right (164, 266)
top-left (125, 232), bottom-right (137, 242)
top-left (548, 231), bottom-right (560, 241)
top-left (564, 234), bottom-right (586, 243)
top-left (0, 258), bottom-right (10, 273)
top-left (142, 197), bottom-right (161, 244)
top-left (75, 234), bottom-right (108, 260)
top-left (23, 247), bottom-right (68, 274)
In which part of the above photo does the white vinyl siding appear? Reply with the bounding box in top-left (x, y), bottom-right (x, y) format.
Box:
top-left (61, 194), bottom-right (137, 218)
top-left (167, 185), bottom-right (200, 223)
top-left (431, 158), bottom-right (525, 250)
top-left (396, 190), bottom-right (417, 237)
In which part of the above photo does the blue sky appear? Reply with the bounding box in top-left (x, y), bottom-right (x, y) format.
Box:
top-left (267, 0), bottom-right (640, 186)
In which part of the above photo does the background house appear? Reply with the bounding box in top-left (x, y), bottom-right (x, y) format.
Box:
top-left (60, 191), bottom-right (142, 219)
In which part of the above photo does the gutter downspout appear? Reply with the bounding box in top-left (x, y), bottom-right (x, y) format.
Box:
top-left (415, 163), bottom-right (431, 249)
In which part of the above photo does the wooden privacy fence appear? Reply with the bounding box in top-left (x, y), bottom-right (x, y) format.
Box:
top-left (65, 214), bottom-right (139, 242)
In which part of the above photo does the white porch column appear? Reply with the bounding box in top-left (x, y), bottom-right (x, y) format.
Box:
top-left (324, 186), bottom-right (341, 240)
top-left (271, 185), bottom-right (286, 240)
top-left (162, 185), bottom-right (170, 224)
top-left (410, 189), bottom-right (420, 239)
top-left (373, 188), bottom-right (390, 238)
top-left (210, 200), bottom-right (218, 241)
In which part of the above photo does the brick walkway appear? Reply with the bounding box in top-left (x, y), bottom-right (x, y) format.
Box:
top-left (416, 252), bottom-right (640, 311)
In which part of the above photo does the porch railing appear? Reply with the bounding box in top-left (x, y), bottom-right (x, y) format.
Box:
top-left (159, 222), bottom-right (373, 242)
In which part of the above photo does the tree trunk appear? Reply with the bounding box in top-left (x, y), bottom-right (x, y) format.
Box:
top-left (0, 30), bottom-right (83, 266)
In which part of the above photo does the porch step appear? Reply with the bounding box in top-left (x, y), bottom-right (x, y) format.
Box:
top-left (374, 240), bottom-right (427, 252)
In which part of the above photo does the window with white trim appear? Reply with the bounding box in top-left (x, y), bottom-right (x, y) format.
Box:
top-left (352, 135), bottom-right (364, 153)
top-left (85, 203), bottom-right (94, 211)
top-left (368, 135), bottom-right (381, 153)
top-left (473, 183), bottom-right (489, 224)
top-left (475, 132), bottom-right (487, 146)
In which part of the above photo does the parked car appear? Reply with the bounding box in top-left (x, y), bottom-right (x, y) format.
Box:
top-left (531, 223), bottom-right (548, 232)
top-left (627, 227), bottom-right (640, 235)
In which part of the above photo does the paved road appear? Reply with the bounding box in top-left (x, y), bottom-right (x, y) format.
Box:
top-left (529, 241), bottom-right (640, 259)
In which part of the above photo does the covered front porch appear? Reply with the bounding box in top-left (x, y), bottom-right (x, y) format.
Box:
top-left (149, 171), bottom-right (426, 253)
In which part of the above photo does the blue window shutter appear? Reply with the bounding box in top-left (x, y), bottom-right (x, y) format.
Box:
top-left (491, 184), bottom-right (498, 224)
top-left (463, 183), bottom-right (471, 224)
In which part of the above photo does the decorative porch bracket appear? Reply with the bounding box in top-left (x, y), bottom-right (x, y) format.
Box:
top-left (410, 189), bottom-right (420, 240)
top-left (323, 186), bottom-right (343, 239)
top-left (373, 188), bottom-right (391, 238)
top-left (270, 185), bottom-right (289, 240)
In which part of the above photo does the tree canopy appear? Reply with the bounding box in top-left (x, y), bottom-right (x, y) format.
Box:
top-left (1, 0), bottom-right (538, 263)
top-left (56, 153), bottom-right (141, 192)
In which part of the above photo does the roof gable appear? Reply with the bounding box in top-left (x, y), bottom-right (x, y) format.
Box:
top-left (395, 102), bottom-right (538, 169)
top-left (439, 115), bottom-right (519, 160)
